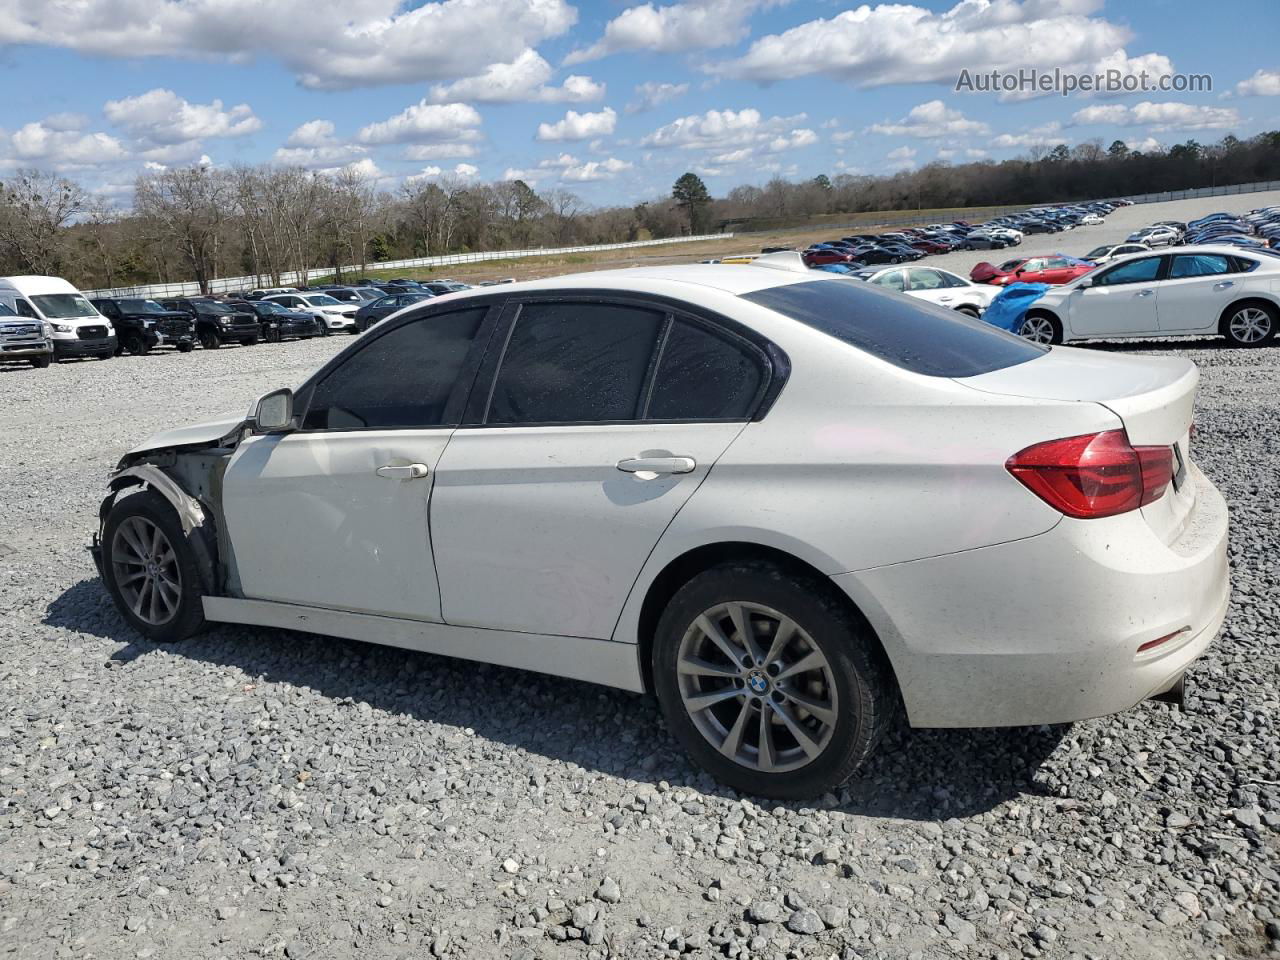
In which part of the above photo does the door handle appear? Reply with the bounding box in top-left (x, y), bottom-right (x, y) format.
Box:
top-left (376, 463), bottom-right (429, 481)
top-left (1213, 280), bottom-right (1235, 290)
top-left (1135, 289), bottom-right (1154, 297)
top-left (937, 296), bottom-right (952, 302)
top-left (616, 457), bottom-right (696, 477)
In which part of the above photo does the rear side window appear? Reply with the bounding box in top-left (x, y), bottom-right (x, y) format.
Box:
top-left (741, 279), bottom-right (1046, 378)
top-left (1169, 254), bottom-right (1231, 278)
top-left (647, 319), bottom-right (763, 420)
top-left (487, 302), bottom-right (664, 424)
top-left (303, 307), bottom-right (486, 430)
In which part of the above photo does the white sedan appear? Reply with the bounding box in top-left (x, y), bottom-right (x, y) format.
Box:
top-left (1079, 213), bottom-right (1104, 225)
top-left (1019, 244), bottom-right (1280, 347)
top-left (1127, 226), bottom-right (1181, 247)
top-left (851, 265), bottom-right (997, 314)
top-left (92, 264), bottom-right (1229, 798)
top-left (1082, 242), bottom-right (1151, 265)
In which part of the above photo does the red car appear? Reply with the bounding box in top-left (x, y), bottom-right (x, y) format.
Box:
top-left (803, 249), bottom-right (858, 266)
top-left (970, 255), bottom-right (1095, 286)
top-left (909, 239), bottom-right (952, 254)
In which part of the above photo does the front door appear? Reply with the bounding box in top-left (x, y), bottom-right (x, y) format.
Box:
top-left (1067, 255), bottom-right (1164, 338)
top-left (221, 305), bottom-right (493, 620)
top-left (431, 299), bottom-right (770, 639)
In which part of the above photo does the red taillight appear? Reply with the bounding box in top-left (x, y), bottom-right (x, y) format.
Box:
top-left (1006, 430), bottom-right (1174, 520)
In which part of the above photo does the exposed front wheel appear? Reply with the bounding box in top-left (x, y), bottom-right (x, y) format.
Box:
top-left (1018, 311), bottom-right (1062, 345)
top-left (122, 332), bottom-right (149, 356)
top-left (177, 342), bottom-right (195, 353)
top-left (1221, 302), bottom-right (1276, 347)
top-left (29, 355), bottom-right (52, 368)
top-left (240, 337), bottom-right (259, 346)
top-left (101, 491), bottom-right (206, 643)
top-left (653, 562), bottom-right (894, 799)
top-left (199, 329), bottom-right (221, 349)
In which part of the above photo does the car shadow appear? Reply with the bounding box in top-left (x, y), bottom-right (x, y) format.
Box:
top-left (46, 577), bottom-right (1067, 821)
top-left (1080, 336), bottom-right (1246, 353)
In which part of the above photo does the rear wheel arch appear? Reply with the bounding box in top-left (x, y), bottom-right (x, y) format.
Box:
top-left (1218, 297), bottom-right (1278, 346)
top-left (634, 541), bottom-right (899, 700)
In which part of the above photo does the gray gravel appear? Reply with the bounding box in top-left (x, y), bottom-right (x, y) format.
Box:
top-left (3, 221), bottom-right (1280, 959)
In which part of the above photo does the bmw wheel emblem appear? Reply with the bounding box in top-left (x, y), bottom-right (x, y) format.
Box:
top-left (747, 672), bottom-right (769, 694)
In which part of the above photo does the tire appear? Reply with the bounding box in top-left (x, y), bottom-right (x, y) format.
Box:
top-left (199, 328), bottom-right (221, 350)
top-left (1220, 300), bottom-right (1277, 348)
top-left (101, 490), bottom-right (206, 643)
top-left (240, 337), bottom-right (259, 347)
top-left (177, 342), bottom-right (195, 353)
top-left (266, 327), bottom-right (282, 344)
top-left (652, 561), bottom-right (895, 799)
top-left (1019, 310), bottom-right (1062, 345)
top-left (29, 355), bottom-right (51, 369)
top-left (955, 305), bottom-right (981, 318)
top-left (122, 332), bottom-right (149, 356)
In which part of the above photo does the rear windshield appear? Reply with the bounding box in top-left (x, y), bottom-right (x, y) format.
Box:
top-left (741, 279), bottom-right (1047, 377)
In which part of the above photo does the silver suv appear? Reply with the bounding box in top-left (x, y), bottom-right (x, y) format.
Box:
top-left (0, 302), bottom-right (53, 369)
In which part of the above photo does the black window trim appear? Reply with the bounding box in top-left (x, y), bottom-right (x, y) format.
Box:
top-left (1092, 254), bottom-right (1169, 286)
top-left (292, 299), bottom-right (505, 434)
top-left (461, 291), bottom-right (785, 429)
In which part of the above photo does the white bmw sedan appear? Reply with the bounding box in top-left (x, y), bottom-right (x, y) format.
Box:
top-left (1018, 245), bottom-right (1280, 347)
top-left (850, 265), bottom-right (997, 315)
top-left (93, 264), bottom-right (1229, 798)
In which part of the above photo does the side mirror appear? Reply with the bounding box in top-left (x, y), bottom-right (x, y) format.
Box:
top-left (251, 388), bottom-right (296, 434)
top-left (1077, 277), bottom-right (1094, 289)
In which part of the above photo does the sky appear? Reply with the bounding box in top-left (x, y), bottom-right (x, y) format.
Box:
top-left (0, 0), bottom-right (1277, 207)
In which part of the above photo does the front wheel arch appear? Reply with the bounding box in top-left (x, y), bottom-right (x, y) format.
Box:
top-left (1020, 309), bottom-right (1063, 344)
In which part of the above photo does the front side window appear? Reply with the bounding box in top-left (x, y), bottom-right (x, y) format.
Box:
top-left (1094, 257), bottom-right (1162, 286)
top-left (1169, 254), bottom-right (1231, 279)
top-left (304, 295), bottom-right (341, 306)
top-left (486, 302), bottom-right (665, 424)
top-left (303, 307), bottom-right (487, 430)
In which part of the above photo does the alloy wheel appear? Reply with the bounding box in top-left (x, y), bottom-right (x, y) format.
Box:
top-left (1019, 316), bottom-right (1056, 344)
top-left (1228, 307), bottom-right (1272, 344)
top-left (676, 602), bottom-right (838, 774)
top-left (111, 516), bottom-right (182, 626)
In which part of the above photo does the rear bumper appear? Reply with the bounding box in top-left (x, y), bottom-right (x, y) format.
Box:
top-left (835, 463), bottom-right (1230, 728)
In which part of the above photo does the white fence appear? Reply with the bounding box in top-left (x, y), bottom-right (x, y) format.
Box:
top-left (81, 232), bottom-right (734, 299)
top-left (1124, 179), bottom-right (1280, 205)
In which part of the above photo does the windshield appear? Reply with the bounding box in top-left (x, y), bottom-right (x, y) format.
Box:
top-left (1085, 247), bottom-right (1111, 259)
top-left (119, 299), bottom-right (167, 314)
top-left (257, 302), bottom-right (289, 314)
top-left (0, 302), bottom-right (15, 317)
top-left (304, 295), bottom-right (341, 306)
top-left (194, 301), bottom-right (233, 315)
top-left (741, 279), bottom-right (1046, 377)
top-left (31, 293), bottom-right (97, 319)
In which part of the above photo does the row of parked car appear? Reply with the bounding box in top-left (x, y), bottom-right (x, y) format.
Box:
top-left (0, 275), bottom-right (474, 370)
top-left (787, 199), bottom-right (1125, 270)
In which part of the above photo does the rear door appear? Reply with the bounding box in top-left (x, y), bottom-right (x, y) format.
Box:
top-left (430, 297), bottom-right (772, 639)
top-left (1067, 255), bottom-right (1164, 338)
top-left (1156, 252), bottom-right (1243, 332)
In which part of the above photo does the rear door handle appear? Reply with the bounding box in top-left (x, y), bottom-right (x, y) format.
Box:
top-left (616, 457), bottom-right (696, 477)
top-left (376, 463), bottom-right (429, 481)
top-left (1135, 289), bottom-right (1154, 297)
top-left (1213, 280), bottom-right (1235, 290)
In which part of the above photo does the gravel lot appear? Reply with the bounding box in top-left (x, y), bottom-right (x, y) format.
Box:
top-left (3, 194), bottom-right (1280, 960)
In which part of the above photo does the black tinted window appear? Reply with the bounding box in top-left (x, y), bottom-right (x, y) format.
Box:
top-left (303, 307), bottom-right (485, 430)
top-left (742, 279), bottom-right (1045, 377)
top-left (487, 302), bottom-right (664, 424)
top-left (648, 320), bottom-right (763, 420)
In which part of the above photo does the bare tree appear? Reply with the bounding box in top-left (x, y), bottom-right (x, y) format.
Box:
top-left (134, 164), bottom-right (229, 294)
top-left (0, 169), bottom-right (86, 275)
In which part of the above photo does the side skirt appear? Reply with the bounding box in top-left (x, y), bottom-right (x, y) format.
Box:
top-left (202, 597), bottom-right (646, 693)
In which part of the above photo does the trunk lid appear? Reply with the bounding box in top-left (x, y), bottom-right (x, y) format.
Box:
top-left (957, 346), bottom-right (1199, 543)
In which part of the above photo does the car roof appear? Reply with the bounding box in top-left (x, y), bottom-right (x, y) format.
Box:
top-left (489, 263), bottom-right (819, 299)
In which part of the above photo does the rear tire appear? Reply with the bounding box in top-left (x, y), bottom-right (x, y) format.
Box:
top-left (1220, 301), bottom-right (1277, 347)
top-left (101, 490), bottom-right (206, 643)
top-left (652, 561), bottom-right (895, 799)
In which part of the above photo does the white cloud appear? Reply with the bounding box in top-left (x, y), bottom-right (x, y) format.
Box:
top-left (1124, 137), bottom-right (1163, 153)
top-left (502, 167), bottom-right (539, 184)
top-left (319, 157), bottom-right (383, 181)
top-left (103, 89), bottom-right (261, 144)
top-left (427, 49), bottom-right (604, 103)
top-left (273, 143), bottom-right (369, 168)
top-left (1235, 69), bottom-right (1280, 98)
top-left (565, 0), bottom-right (765, 65)
top-left (535, 107), bottom-right (617, 141)
top-left (766, 129), bottom-right (818, 152)
top-left (285, 119), bottom-right (337, 148)
top-left (7, 121), bottom-right (126, 168)
top-left (990, 121), bottom-right (1067, 149)
top-left (405, 166), bottom-right (445, 185)
top-left (831, 130), bottom-right (856, 144)
top-left (1071, 101), bottom-right (1241, 131)
top-left (867, 100), bottom-right (990, 138)
top-left (558, 157), bottom-right (633, 181)
top-left (357, 101), bottom-right (483, 145)
top-left (0, 0), bottom-right (579, 92)
top-left (453, 163), bottom-right (480, 178)
top-left (709, 148), bottom-right (755, 165)
top-left (713, 0), bottom-right (1129, 87)
top-left (42, 112), bottom-right (90, 132)
top-left (405, 143), bottom-right (480, 161)
top-left (627, 81), bottom-right (690, 114)
top-left (886, 145), bottom-right (917, 169)
top-left (642, 107), bottom-right (795, 150)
